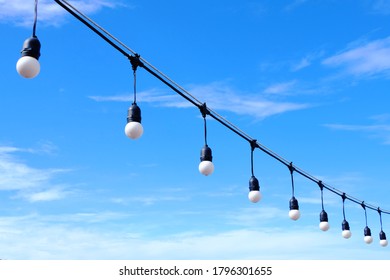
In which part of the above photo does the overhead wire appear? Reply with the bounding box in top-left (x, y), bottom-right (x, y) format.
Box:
top-left (54, 0), bottom-right (390, 217)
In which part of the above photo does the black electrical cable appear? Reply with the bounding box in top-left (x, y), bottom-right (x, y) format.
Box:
top-left (53, 0), bottom-right (390, 217)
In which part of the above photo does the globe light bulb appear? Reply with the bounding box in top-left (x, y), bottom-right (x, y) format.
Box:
top-left (342, 220), bottom-right (352, 239)
top-left (289, 196), bottom-right (300, 221)
top-left (248, 176), bottom-right (261, 203)
top-left (125, 103), bottom-right (143, 140)
top-left (124, 121), bottom-right (143, 139)
top-left (199, 161), bottom-right (214, 176)
top-left (16, 36), bottom-right (41, 79)
top-left (320, 221), bottom-right (330, 231)
top-left (363, 226), bottom-right (373, 244)
top-left (379, 231), bottom-right (388, 247)
top-left (16, 56), bottom-right (40, 78)
top-left (364, 235), bottom-right (373, 244)
top-left (319, 210), bottom-right (329, 231)
top-left (199, 145), bottom-right (214, 176)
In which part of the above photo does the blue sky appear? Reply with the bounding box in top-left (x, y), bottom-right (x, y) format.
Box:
top-left (0, 0), bottom-right (390, 260)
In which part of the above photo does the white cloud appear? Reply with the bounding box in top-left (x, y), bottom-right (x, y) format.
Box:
top-left (0, 145), bottom-right (71, 201)
top-left (323, 36), bottom-right (390, 77)
top-left (90, 82), bottom-right (309, 119)
top-left (0, 0), bottom-right (125, 27)
top-left (263, 81), bottom-right (296, 94)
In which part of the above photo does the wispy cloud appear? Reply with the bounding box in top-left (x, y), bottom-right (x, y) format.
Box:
top-left (0, 145), bottom-right (71, 202)
top-left (0, 0), bottom-right (125, 27)
top-left (90, 82), bottom-right (309, 119)
top-left (324, 116), bottom-right (390, 145)
top-left (322, 36), bottom-right (390, 77)
top-left (372, 0), bottom-right (390, 15)
top-left (263, 81), bottom-right (297, 95)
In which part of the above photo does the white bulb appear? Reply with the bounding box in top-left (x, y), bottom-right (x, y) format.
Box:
top-left (342, 230), bottom-right (352, 239)
top-left (16, 56), bottom-right (40, 78)
top-left (124, 121), bottom-right (143, 139)
top-left (364, 236), bottom-right (373, 244)
top-left (380, 239), bottom-right (388, 247)
top-left (319, 221), bottom-right (330, 231)
top-left (248, 190), bottom-right (261, 203)
top-left (199, 160), bottom-right (214, 176)
top-left (289, 209), bottom-right (300, 221)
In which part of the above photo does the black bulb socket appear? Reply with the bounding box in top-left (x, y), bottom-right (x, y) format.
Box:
top-left (127, 103), bottom-right (142, 123)
top-left (249, 176), bottom-right (260, 192)
top-left (364, 226), bottom-right (372, 237)
top-left (289, 196), bottom-right (299, 210)
top-left (320, 210), bottom-right (328, 222)
top-left (20, 36), bottom-right (41, 60)
top-left (342, 219), bottom-right (350, 231)
top-left (200, 145), bottom-right (212, 162)
top-left (379, 230), bottom-right (387, 240)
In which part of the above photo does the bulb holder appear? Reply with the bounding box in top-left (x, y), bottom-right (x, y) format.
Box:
top-left (200, 145), bottom-right (213, 162)
top-left (289, 196), bottom-right (299, 210)
top-left (379, 230), bottom-right (387, 241)
top-left (127, 102), bottom-right (142, 123)
top-left (364, 226), bottom-right (372, 237)
top-left (249, 176), bottom-right (260, 192)
top-left (20, 36), bottom-right (41, 60)
top-left (342, 219), bottom-right (350, 231)
top-left (320, 210), bottom-right (328, 222)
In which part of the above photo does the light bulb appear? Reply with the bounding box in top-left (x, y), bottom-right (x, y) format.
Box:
top-left (289, 209), bottom-right (300, 221)
top-left (199, 145), bottom-right (214, 176)
top-left (380, 239), bottom-right (388, 247)
top-left (248, 176), bottom-right (261, 203)
top-left (320, 221), bottom-right (330, 231)
top-left (125, 103), bottom-right (143, 140)
top-left (16, 56), bottom-right (40, 78)
top-left (364, 226), bottom-right (373, 244)
top-left (364, 236), bottom-right (373, 244)
top-left (124, 121), bottom-right (143, 139)
top-left (319, 210), bottom-right (329, 231)
top-left (199, 161), bottom-right (214, 176)
top-left (289, 196), bottom-right (300, 221)
top-left (16, 36), bottom-right (41, 79)
top-left (379, 231), bottom-right (388, 247)
top-left (342, 220), bottom-right (352, 239)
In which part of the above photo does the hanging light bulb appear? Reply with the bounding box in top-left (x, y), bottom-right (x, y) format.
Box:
top-left (341, 194), bottom-right (351, 239)
top-left (342, 219), bottom-right (352, 239)
top-left (199, 145), bottom-right (214, 176)
top-left (377, 208), bottom-right (388, 247)
top-left (289, 196), bottom-right (300, 221)
top-left (248, 175), bottom-right (261, 203)
top-left (124, 103), bottom-right (143, 139)
top-left (17, 0), bottom-right (41, 78)
top-left (198, 104), bottom-right (214, 176)
top-left (364, 226), bottom-right (373, 244)
top-left (125, 55), bottom-right (143, 140)
top-left (319, 210), bottom-right (330, 231)
top-left (379, 231), bottom-right (388, 247)
top-left (288, 163), bottom-right (300, 221)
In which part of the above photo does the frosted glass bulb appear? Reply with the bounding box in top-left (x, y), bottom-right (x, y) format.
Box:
top-left (364, 236), bottom-right (373, 244)
top-left (319, 221), bottom-right (330, 231)
top-left (16, 56), bottom-right (40, 78)
top-left (199, 160), bottom-right (214, 176)
top-left (289, 209), bottom-right (300, 221)
top-left (248, 190), bottom-right (261, 203)
top-left (342, 230), bottom-right (352, 239)
top-left (380, 239), bottom-right (388, 247)
top-left (124, 121), bottom-right (143, 139)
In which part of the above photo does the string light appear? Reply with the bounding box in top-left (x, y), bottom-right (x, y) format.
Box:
top-left (361, 202), bottom-right (373, 244)
top-left (124, 55), bottom-right (144, 140)
top-left (378, 208), bottom-right (388, 247)
top-left (17, 0), bottom-right (390, 247)
top-left (248, 140), bottom-right (261, 203)
top-left (318, 181), bottom-right (330, 231)
top-left (341, 194), bottom-right (352, 239)
top-left (16, 0), bottom-right (41, 78)
top-left (288, 163), bottom-right (300, 221)
top-left (198, 103), bottom-right (214, 176)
